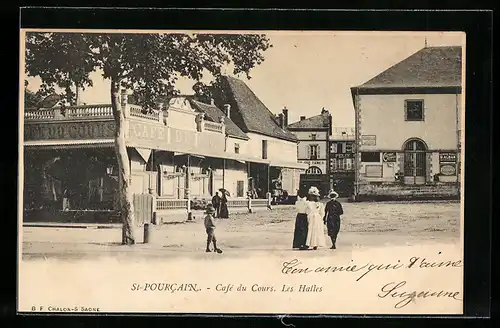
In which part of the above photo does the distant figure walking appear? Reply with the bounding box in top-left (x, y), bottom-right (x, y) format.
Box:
top-left (292, 190), bottom-right (309, 250)
top-left (219, 192), bottom-right (229, 219)
top-left (204, 204), bottom-right (223, 254)
top-left (305, 186), bottom-right (327, 250)
top-left (211, 191), bottom-right (222, 218)
top-left (324, 190), bottom-right (344, 249)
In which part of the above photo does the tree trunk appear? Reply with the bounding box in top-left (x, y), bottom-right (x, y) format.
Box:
top-left (111, 79), bottom-right (135, 245)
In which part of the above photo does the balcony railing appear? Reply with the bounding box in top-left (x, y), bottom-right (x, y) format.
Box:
top-left (129, 104), bottom-right (160, 121)
top-left (67, 106), bottom-right (113, 118)
top-left (156, 198), bottom-right (189, 210)
top-left (24, 109), bottom-right (56, 120)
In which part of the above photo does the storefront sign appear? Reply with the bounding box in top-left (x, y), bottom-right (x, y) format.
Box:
top-left (331, 153), bottom-right (354, 159)
top-left (24, 121), bottom-right (115, 141)
top-left (382, 152), bottom-right (397, 162)
top-left (170, 128), bottom-right (197, 149)
top-left (129, 121), bottom-right (167, 143)
top-left (360, 135), bottom-right (376, 146)
top-left (440, 164), bottom-right (456, 176)
top-left (298, 160), bottom-right (325, 165)
top-left (439, 152), bottom-right (457, 163)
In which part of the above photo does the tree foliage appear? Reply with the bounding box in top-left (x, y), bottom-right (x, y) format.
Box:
top-left (25, 32), bottom-right (272, 109)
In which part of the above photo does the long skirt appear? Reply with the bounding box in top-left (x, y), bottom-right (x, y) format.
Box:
top-left (219, 203), bottom-right (229, 219)
top-left (306, 213), bottom-right (327, 248)
top-left (292, 213), bottom-right (308, 248)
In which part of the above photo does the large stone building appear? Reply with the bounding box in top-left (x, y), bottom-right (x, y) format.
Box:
top-left (351, 46), bottom-right (462, 200)
top-left (287, 109), bottom-right (332, 196)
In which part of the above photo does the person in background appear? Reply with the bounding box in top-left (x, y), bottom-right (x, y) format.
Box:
top-left (211, 191), bottom-right (222, 218)
top-left (324, 189), bottom-right (344, 249)
top-left (305, 186), bottom-right (327, 250)
top-left (219, 191), bottom-right (229, 219)
top-left (292, 189), bottom-right (309, 250)
top-left (204, 204), bottom-right (223, 254)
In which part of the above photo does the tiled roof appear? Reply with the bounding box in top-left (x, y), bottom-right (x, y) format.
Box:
top-left (354, 46), bottom-right (462, 89)
top-left (218, 76), bottom-right (298, 142)
top-left (189, 99), bottom-right (249, 140)
top-left (287, 112), bottom-right (331, 130)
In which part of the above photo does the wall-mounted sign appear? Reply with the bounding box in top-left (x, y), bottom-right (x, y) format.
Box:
top-left (24, 121), bottom-right (115, 141)
top-left (298, 160), bottom-right (325, 165)
top-left (331, 153), bottom-right (354, 159)
top-left (360, 135), bottom-right (376, 146)
top-left (440, 164), bottom-right (456, 176)
top-left (382, 152), bottom-right (397, 162)
top-left (439, 152), bottom-right (457, 163)
top-left (129, 120), bottom-right (167, 143)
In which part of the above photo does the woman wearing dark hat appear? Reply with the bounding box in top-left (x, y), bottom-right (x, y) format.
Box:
top-left (323, 190), bottom-right (344, 249)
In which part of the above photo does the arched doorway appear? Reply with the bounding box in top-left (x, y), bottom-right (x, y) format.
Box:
top-left (403, 138), bottom-right (427, 185)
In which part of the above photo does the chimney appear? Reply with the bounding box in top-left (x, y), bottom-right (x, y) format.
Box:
top-left (224, 104), bottom-right (231, 118)
top-left (328, 114), bottom-right (333, 135)
top-left (75, 86), bottom-right (82, 106)
top-left (282, 107), bottom-right (288, 127)
top-left (300, 116), bottom-right (306, 121)
top-left (278, 113), bottom-right (285, 129)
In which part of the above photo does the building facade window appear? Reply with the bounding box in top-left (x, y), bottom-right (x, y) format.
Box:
top-left (262, 140), bottom-right (268, 159)
top-left (361, 152), bottom-right (380, 162)
top-left (405, 99), bottom-right (425, 121)
top-left (234, 143), bottom-right (240, 154)
top-left (306, 166), bottom-right (322, 175)
top-left (309, 144), bottom-right (319, 160)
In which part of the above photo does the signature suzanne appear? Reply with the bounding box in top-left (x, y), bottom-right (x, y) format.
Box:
top-left (378, 281), bottom-right (462, 309)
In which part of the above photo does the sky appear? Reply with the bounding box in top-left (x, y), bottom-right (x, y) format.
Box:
top-left (24, 31), bottom-right (464, 128)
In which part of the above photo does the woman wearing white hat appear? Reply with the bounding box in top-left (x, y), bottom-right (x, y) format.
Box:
top-left (304, 186), bottom-right (327, 250)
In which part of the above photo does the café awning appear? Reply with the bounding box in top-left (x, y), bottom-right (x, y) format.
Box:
top-left (269, 160), bottom-right (309, 170)
top-left (23, 139), bottom-right (115, 150)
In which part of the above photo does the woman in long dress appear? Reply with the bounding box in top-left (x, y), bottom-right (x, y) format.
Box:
top-left (219, 192), bottom-right (229, 219)
top-left (292, 189), bottom-right (309, 250)
top-left (305, 186), bottom-right (327, 250)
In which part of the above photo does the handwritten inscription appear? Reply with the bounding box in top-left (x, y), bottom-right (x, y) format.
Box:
top-left (378, 281), bottom-right (461, 309)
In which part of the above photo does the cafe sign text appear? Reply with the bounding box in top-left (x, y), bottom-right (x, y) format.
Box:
top-left (24, 121), bottom-right (115, 141)
top-left (439, 152), bottom-right (457, 163)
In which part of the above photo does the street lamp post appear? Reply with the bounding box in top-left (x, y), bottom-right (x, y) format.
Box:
top-left (185, 155), bottom-right (192, 221)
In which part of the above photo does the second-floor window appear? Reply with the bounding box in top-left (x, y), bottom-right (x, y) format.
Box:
top-left (405, 99), bottom-right (424, 121)
top-left (234, 143), bottom-right (240, 154)
top-left (262, 140), bottom-right (268, 159)
top-left (309, 144), bottom-right (319, 160)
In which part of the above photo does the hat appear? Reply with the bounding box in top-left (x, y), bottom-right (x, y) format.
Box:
top-left (205, 204), bottom-right (216, 214)
top-left (308, 186), bottom-right (321, 197)
top-left (328, 189), bottom-right (339, 199)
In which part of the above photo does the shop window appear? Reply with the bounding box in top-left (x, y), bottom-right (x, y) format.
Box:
top-left (237, 180), bottom-right (244, 197)
top-left (234, 143), bottom-right (240, 154)
top-left (365, 165), bottom-right (383, 177)
top-left (405, 99), bottom-right (424, 121)
top-left (309, 144), bottom-right (319, 160)
top-left (361, 152), bottom-right (380, 162)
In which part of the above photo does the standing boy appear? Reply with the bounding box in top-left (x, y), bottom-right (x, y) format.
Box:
top-left (204, 204), bottom-right (223, 253)
top-left (323, 190), bottom-right (344, 249)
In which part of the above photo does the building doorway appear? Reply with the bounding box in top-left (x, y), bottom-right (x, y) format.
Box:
top-left (403, 138), bottom-right (427, 185)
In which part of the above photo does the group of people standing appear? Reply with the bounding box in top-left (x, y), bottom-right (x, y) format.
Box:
top-left (210, 191), bottom-right (229, 219)
top-left (292, 186), bottom-right (344, 251)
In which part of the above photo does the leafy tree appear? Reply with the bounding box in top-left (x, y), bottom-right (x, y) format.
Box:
top-left (24, 32), bottom-right (271, 244)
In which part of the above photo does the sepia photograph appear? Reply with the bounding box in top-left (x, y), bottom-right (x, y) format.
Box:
top-left (18, 29), bottom-right (465, 315)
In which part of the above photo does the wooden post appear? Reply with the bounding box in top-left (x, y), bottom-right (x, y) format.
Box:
top-left (143, 222), bottom-right (150, 244)
top-left (248, 196), bottom-right (253, 213)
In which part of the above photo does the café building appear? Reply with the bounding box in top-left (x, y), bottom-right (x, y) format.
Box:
top-left (22, 82), bottom-right (306, 221)
top-left (350, 46), bottom-right (462, 200)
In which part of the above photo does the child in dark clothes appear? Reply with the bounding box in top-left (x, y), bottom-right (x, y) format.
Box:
top-left (204, 204), bottom-right (223, 253)
top-left (323, 190), bottom-right (344, 249)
